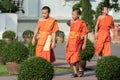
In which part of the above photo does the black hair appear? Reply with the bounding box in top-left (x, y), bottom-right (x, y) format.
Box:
top-left (73, 8), bottom-right (81, 15)
top-left (101, 6), bottom-right (108, 11)
top-left (42, 6), bottom-right (51, 13)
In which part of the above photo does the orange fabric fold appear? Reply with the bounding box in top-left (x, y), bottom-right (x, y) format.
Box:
top-left (68, 32), bottom-right (82, 52)
top-left (37, 31), bottom-right (51, 46)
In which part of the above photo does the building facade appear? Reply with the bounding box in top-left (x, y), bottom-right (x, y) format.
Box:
top-left (18, 0), bottom-right (120, 41)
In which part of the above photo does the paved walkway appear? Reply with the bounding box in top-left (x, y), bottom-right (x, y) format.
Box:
top-left (53, 59), bottom-right (97, 80)
top-left (54, 43), bottom-right (120, 59)
top-left (53, 71), bottom-right (97, 80)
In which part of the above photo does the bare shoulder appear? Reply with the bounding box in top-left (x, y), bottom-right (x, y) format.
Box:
top-left (98, 15), bottom-right (102, 20)
top-left (38, 18), bottom-right (43, 22)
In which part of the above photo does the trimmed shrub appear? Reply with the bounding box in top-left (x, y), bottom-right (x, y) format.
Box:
top-left (56, 30), bottom-right (65, 43)
top-left (28, 39), bottom-right (37, 57)
top-left (0, 40), bottom-right (7, 56)
top-left (22, 30), bottom-right (34, 38)
top-left (95, 56), bottom-right (120, 80)
top-left (2, 30), bottom-right (16, 39)
top-left (66, 20), bottom-right (71, 26)
top-left (80, 39), bottom-right (94, 61)
top-left (2, 41), bottom-right (29, 63)
top-left (18, 57), bottom-right (54, 80)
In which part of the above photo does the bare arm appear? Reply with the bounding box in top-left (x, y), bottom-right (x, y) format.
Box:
top-left (83, 35), bottom-right (87, 46)
top-left (52, 33), bottom-right (56, 44)
top-left (51, 32), bottom-right (56, 49)
top-left (65, 35), bottom-right (70, 48)
top-left (110, 18), bottom-right (115, 29)
top-left (32, 21), bottom-right (40, 45)
top-left (95, 16), bottom-right (100, 34)
top-left (95, 16), bottom-right (101, 40)
top-left (33, 25), bottom-right (39, 39)
top-left (82, 34), bottom-right (87, 50)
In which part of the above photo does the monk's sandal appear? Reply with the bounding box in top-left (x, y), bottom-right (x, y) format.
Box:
top-left (78, 71), bottom-right (84, 77)
top-left (71, 73), bottom-right (78, 78)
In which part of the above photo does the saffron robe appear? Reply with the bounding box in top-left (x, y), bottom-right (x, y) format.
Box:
top-left (66, 19), bottom-right (89, 64)
top-left (36, 17), bottom-right (59, 62)
top-left (95, 15), bottom-right (114, 56)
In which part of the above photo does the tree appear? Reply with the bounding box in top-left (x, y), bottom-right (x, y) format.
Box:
top-left (0, 0), bottom-right (19, 13)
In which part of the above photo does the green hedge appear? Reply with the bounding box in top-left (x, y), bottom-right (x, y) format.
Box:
top-left (2, 41), bottom-right (29, 63)
top-left (80, 39), bottom-right (94, 61)
top-left (95, 56), bottom-right (120, 80)
top-left (28, 40), bottom-right (37, 57)
top-left (18, 57), bottom-right (54, 80)
top-left (22, 30), bottom-right (34, 38)
top-left (56, 30), bottom-right (65, 43)
top-left (0, 40), bottom-right (7, 56)
top-left (2, 30), bottom-right (16, 39)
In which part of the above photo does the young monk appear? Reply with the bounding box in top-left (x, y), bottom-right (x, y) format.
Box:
top-left (65, 8), bottom-right (89, 77)
top-left (95, 6), bottom-right (114, 59)
top-left (32, 6), bottom-right (59, 62)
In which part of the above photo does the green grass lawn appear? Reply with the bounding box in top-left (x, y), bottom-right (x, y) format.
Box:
top-left (0, 65), bottom-right (9, 76)
top-left (54, 67), bottom-right (71, 73)
top-left (0, 65), bottom-right (71, 77)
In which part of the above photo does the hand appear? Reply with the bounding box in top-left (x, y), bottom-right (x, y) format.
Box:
top-left (95, 33), bottom-right (98, 40)
top-left (32, 38), bottom-right (35, 45)
top-left (51, 42), bottom-right (56, 49)
top-left (82, 44), bottom-right (86, 50)
top-left (65, 42), bottom-right (68, 48)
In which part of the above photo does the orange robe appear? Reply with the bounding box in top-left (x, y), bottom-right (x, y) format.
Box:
top-left (66, 19), bottom-right (89, 64)
top-left (36, 17), bottom-right (59, 62)
top-left (95, 15), bottom-right (114, 56)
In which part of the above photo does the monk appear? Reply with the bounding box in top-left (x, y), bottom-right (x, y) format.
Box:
top-left (32, 6), bottom-right (59, 62)
top-left (95, 6), bottom-right (114, 59)
top-left (65, 8), bottom-right (89, 78)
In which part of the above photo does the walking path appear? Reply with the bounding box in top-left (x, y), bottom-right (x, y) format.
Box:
top-left (53, 59), bottom-right (97, 80)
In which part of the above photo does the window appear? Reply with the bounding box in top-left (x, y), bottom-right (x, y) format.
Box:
top-left (11, 0), bottom-right (24, 13)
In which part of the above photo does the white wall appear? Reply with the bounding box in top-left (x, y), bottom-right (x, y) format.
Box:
top-left (18, 19), bottom-right (37, 41)
top-left (0, 13), bottom-right (17, 39)
top-left (23, 0), bottom-right (39, 17)
top-left (40, 0), bottom-right (72, 18)
top-left (0, 14), bottom-right (5, 39)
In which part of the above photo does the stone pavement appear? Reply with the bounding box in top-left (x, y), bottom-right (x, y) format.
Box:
top-left (54, 43), bottom-right (120, 59)
top-left (53, 59), bottom-right (97, 80)
top-left (53, 71), bottom-right (97, 80)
